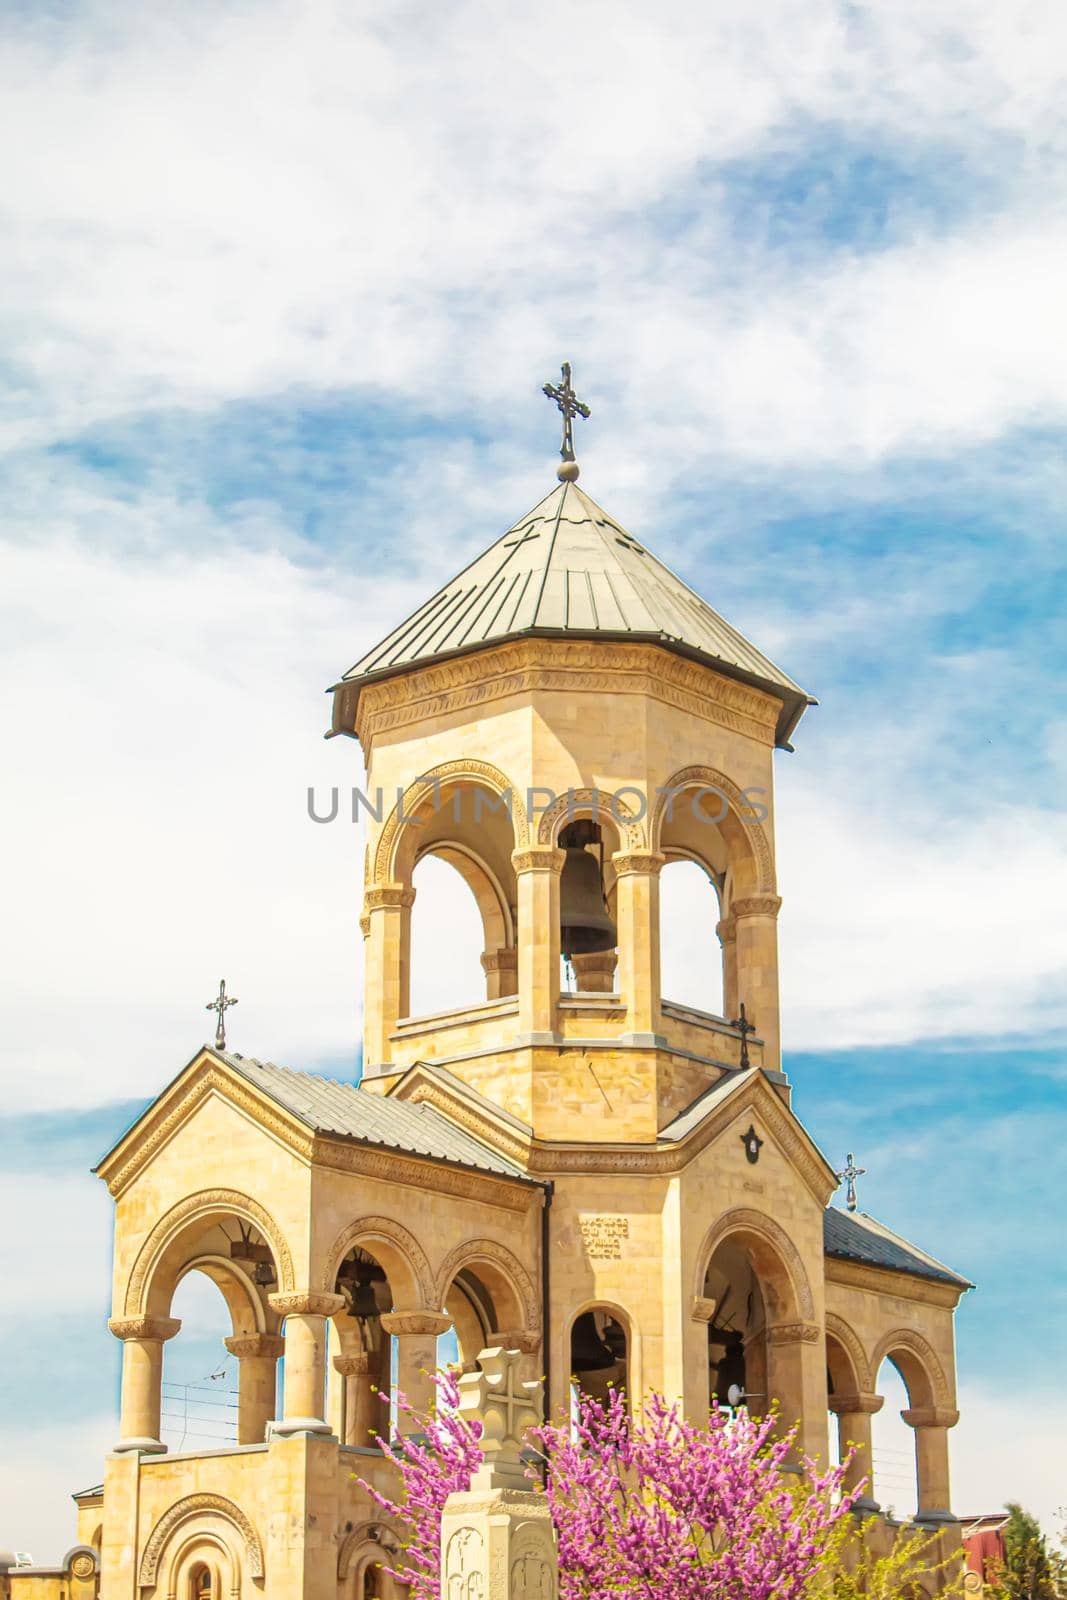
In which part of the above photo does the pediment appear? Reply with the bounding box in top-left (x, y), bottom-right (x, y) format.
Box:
top-left (387, 1059), bottom-right (533, 1170)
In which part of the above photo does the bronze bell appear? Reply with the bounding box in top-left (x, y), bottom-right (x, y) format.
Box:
top-left (559, 820), bottom-right (617, 958)
top-left (570, 1310), bottom-right (617, 1374)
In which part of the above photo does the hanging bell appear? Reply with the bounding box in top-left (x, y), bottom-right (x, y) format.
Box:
top-left (569, 1310), bottom-right (617, 1374)
top-left (253, 1257), bottom-right (276, 1287)
top-left (558, 821), bottom-right (617, 958)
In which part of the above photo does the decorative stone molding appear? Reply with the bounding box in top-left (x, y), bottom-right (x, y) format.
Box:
top-left (268, 1292), bottom-right (346, 1318)
top-left (223, 1333), bottom-right (284, 1360)
top-left (380, 1310), bottom-right (453, 1337)
top-left (395, 1071), bottom-right (533, 1170)
top-left (902, 1406), bottom-right (960, 1430)
top-left (434, 1238), bottom-right (541, 1333)
top-left (767, 1321), bottom-right (822, 1344)
top-left (870, 1327), bottom-right (952, 1406)
top-left (730, 895), bottom-right (783, 919)
top-left (359, 913), bottom-right (371, 938)
top-left (337, 1522), bottom-right (398, 1580)
top-left (828, 1391), bottom-right (884, 1416)
top-left (373, 759), bottom-right (530, 882)
top-left (313, 1137), bottom-right (537, 1214)
top-left (511, 845), bottom-right (565, 875)
top-left (320, 1214), bottom-right (437, 1306)
top-left (824, 1311), bottom-right (874, 1393)
top-left (689, 1295), bottom-right (717, 1324)
top-left (108, 1315), bottom-right (181, 1343)
top-left (364, 883), bottom-right (417, 912)
top-left (651, 765), bottom-right (776, 893)
top-left (715, 916), bottom-right (736, 946)
top-left (491, 1328), bottom-right (542, 1355)
top-left (481, 948), bottom-right (518, 972)
top-left (333, 1352), bottom-right (373, 1378)
top-left (694, 1208), bottom-right (816, 1322)
top-left (823, 1257), bottom-right (965, 1308)
top-left (536, 787), bottom-right (644, 850)
top-left (67, 1549), bottom-right (97, 1580)
top-left (138, 1493), bottom-right (264, 1586)
top-left (611, 850), bottom-right (666, 877)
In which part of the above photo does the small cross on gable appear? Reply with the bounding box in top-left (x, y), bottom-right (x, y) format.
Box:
top-left (458, 1346), bottom-right (542, 1490)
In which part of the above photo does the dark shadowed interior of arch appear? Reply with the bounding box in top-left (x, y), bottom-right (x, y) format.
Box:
top-left (443, 1266), bottom-right (497, 1369)
top-left (162, 1272), bottom-right (242, 1451)
top-left (410, 854), bottom-right (486, 1015)
top-left (703, 1240), bottom-right (767, 1413)
top-left (660, 858), bottom-right (724, 1016)
top-left (872, 1357), bottom-right (917, 1518)
top-left (569, 1309), bottom-right (628, 1407)
top-left (331, 1245), bottom-right (397, 1435)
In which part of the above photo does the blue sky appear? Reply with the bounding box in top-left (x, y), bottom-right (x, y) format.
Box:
top-left (1, 0), bottom-right (1065, 1559)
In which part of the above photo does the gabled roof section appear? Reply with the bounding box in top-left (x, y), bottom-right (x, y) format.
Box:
top-left (331, 480), bottom-right (814, 748)
top-left (824, 1207), bottom-right (972, 1289)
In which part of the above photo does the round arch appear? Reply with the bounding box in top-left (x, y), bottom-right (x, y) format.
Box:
top-left (434, 1238), bottom-right (540, 1334)
top-left (416, 841), bottom-right (515, 950)
top-left (338, 1521), bottom-right (396, 1583)
top-left (536, 788), bottom-right (644, 851)
top-left (870, 1328), bottom-right (950, 1409)
top-left (651, 766), bottom-right (774, 898)
top-left (125, 1189), bottom-right (295, 1316)
top-left (694, 1208), bottom-right (815, 1324)
top-left (373, 761), bottom-right (529, 885)
top-left (174, 1254), bottom-right (269, 1337)
top-left (320, 1216), bottom-right (435, 1310)
top-left (824, 1311), bottom-right (873, 1395)
top-left (138, 1494), bottom-right (264, 1589)
top-left (562, 1298), bottom-right (640, 1401)
top-left (167, 1533), bottom-right (233, 1600)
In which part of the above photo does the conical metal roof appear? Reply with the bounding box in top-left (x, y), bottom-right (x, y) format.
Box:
top-left (333, 480), bottom-right (814, 747)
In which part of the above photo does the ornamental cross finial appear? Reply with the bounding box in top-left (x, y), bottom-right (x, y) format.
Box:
top-left (457, 1346), bottom-right (542, 1491)
top-left (836, 1152), bottom-right (866, 1213)
top-left (206, 978), bottom-right (238, 1050)
top-left (732, 1002), bottom-right (756, 1070)
top-left (542, 362), bottom-right (590, 468)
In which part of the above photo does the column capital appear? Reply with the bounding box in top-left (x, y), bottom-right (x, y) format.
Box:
top-left (730, 894), bottom-right (782, 919)
top-left (224, 1333), bottom-right (285, 1360)
top-left (334, 1352), bottom-right (373, 1378)
top-left (611, 850), bottom-right (666, 878)
top-left (481, 948), bottom-right (518, 974)
top-left (491, 1328), bottom-right (542, 1356)
top-left (108, 1315), bottom-right (181, 1343)
top-left (766, 1320), bottom-right (822, 1345)
top-left (268, 1292), bottom-right (346, 1318)
top-left (364, 883), bottom-right (417, 912)
top-left (381, 1310), bottom-right (452, 1337)
top-left (511, 845), bottom-right (565, 875)
top-left (716, 916), bottom-right (736, 946)
top-left (689, 1295), bottom-right (718, 1324)
top-left (829, 1391), bottom-right (884, 1416)
top-left (902, 1406), bottom-right (960, 1429)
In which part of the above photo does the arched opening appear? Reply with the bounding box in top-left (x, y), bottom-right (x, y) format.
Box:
top-left (361, 1561), bottom-right (381, 1599)
top-left (329, 1245), bottom-right (397, 1444)
top-left (659, 855), bottom-right (723, 1015)
top-left (873, 1357), bottom-right (918, 1519)
top-left (163, 1273), bottom-right (240, 1451)
top-left (409, 853), bottom-right (487, 1015)
top-left (189, 1563), bottom-right (214, 1600)
top-left (437, 1244), bottom-right (534, 1373)
top-left (569, 1307), bottom-right (628, 1408)
top-left (702, 1239), bottom-right (767, 1413)
top-left (550, 804), bottom-right (625, 995)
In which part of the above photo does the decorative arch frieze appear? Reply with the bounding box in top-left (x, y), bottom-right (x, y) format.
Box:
top-left (125, 1189), bottom-right (295, 1315)
top-left (694, 1207), bottom-right (815, 1323)
top-left (373, 760), bottom-right (529, 884)
top-left (138, 1493), bottom-right (264, 1588)
top-left (871, 1327), bottom-right (951, 1407)
top-left (651, 766), bottom-right (774, 895)
top-left (321, 1215), bottom-right (436, 1309)
top-left (434, 1238), bottom-right (540, 1333)
top-left (536, 787), bottom-right (645, 850)
top-left (824, 1311), bottom-right (873, 1394)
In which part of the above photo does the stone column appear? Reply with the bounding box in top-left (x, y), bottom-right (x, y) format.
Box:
top-left (440, 1347), bottom-right (557, 1600)
top-left (903, 1405), bottom-right (959, 1525)
top-left (766, 1321), bottom-right (827, 1463)
top-left (362, 884), bottom-right (416, 1069)
top-left (481, 947), bottom-right (518, 1000)
top-left (108, 1314), bottom-right (181, 1453)
top-left (269, 1292), bottom-right (345, 1436)
top-left (612, 851), bottom-right (666, 1043)
top-left (569, 951), bottom-right (618, 994)
top-left (380, 1311), bottom-right (452, 1432)
top-left (716, 914), bottom-right (737, 1019)
top-left (334, 1351), bottom-right (376, 1446)
top-left (731, 895), bottom-right (782, 1071)
top-left (829, 1391), bottom-right (884, 1511)
top-left (223, 1332), bottom-right (284, 1444)
top-left (512, 847), bottom-right (564, 1042)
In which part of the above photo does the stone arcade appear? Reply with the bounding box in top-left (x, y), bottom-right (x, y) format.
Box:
top-left (3, 417), bottom-right (971, 1598)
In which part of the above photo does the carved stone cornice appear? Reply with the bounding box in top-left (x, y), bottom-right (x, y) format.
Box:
top-left (392, 1071), bottom-right (533, 1171)
top-left (268, 1292), bottom-right (346, 1318)
top-left (611, 850), bottom-right (667, 878)
top-left (824, 1257), bottom-right (966, 1309)
top-left (224, 1334), bottom-right (285, 1361)
top-left (511, 846), bottom-right (565, 875)
top-left (108, 1315), bottom-right (181, 1343)
top-left (828, 1392), bottom-right (884, 1416)
top-left (380, 1311), bottom-right (453, 1337)
top-left (731, 895), bottom-right (783, 920)
top-left (334, 1352), bottom-right (373, 1377)
top-left (364, 884), bottom-right (417, 912)
top-left (353, 640), bottom-right (781, 756)
top-left (312, 1134), bottom-right (537, 1213)
top-left (901, 1407), bottom-right (960, 1430)
top-left (767, 1321), bottom-right (822, 1345)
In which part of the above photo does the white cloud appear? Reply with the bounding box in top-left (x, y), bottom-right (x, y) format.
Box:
top-left (952, 1382), bottom-right (1066, 1532)
top-left (0, 1417), bottom-right (115, 1564)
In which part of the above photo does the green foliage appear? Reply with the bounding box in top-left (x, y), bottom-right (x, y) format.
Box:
top-left (986, 1505), bottom-right (1066, 1600)
top-left (813, 1521), bottom-right (964, 1600)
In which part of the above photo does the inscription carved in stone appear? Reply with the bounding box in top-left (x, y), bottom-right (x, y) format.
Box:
top-left (578, 1215), bottom-right (629, 1259)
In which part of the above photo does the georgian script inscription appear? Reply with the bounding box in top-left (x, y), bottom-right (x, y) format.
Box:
top-left (579, 1215), bottom-right (630, 1259)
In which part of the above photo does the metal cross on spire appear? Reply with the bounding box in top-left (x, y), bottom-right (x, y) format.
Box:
top-left (206, 979), bottom-right (238, 1050)
top-left (542, 362), bottom-right (591, 466)
top-left (836, 1152), bottom-right (866, 1213)
top-left (732, 1002), bottom-right (756, 1070)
